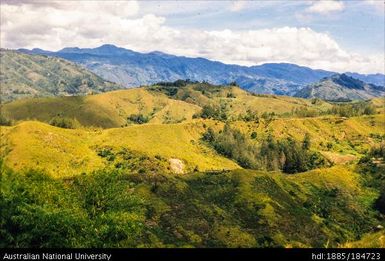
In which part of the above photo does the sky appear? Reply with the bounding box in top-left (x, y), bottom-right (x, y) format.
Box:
top-left (0, 0), bottom-right (384, 74)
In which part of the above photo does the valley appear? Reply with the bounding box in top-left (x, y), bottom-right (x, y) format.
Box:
top-left (0, 50), bottom-right (384, 249)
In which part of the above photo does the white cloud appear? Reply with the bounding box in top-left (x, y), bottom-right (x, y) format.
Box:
top-left (306, 0), bottom-right (345, 14)
top-left (0, 1), bottom-right (383, 74)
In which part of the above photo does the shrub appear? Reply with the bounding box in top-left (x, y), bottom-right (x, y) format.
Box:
top-left (49, 116), bottom-right (76, 129)
top-left (328, 101), bottom-right (377, 117)
top-left (0, 114), bottom-right (11, 126)
top-left (199, 104), bottom-right (228, 121)
top-left (127, 114), bottom-right (149, 124)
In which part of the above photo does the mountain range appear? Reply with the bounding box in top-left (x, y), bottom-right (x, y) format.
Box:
top-left (295, 73), bottom-right (385, 101)
top-left (19, 44), bottom-right (384, 97)
top-left (0, 49), bottom-right (120, 103)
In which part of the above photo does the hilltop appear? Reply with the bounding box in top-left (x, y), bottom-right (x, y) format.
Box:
top-left (0, 49), bottom-right (120, 103)
top-left (295, 74), bottom-right (385, 101)
top-left (19, 44), bottom-right (385, 95)
top-left (1, 82), bottom-right (336, 128)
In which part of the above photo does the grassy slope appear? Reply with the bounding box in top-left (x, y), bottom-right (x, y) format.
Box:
top-left (132, 165), bottom-right (380, 247)
top-left (0, 120), bottom-right (239, 177)
top-left (2, 85), bottom-right (336, 128)
top-left (231, 114), bottom-right (385, 161)
top-left (0, 160), bottom-right (380, 247)
top-left (1, 88), bottom-right (201, 128)
top-left (149, 84), bottom-right (333, 116)
top-left (1, 113), bottom-right (384, 178)
top-left (0, 50), bottom-right (119, 102)
top-left (342, 231), bottom-right (385, 248)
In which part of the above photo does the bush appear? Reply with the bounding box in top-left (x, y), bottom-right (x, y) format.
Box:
top-left (127, 114), bottom-right (149, 124)
top-left (199, 104), bottom-right (228, 121)
top-left (49, 116), bottom-right (76, 129)
top-left (0, 114), bottom-right (11, 126)
top-left (0, 165), bottom-right (146, 248)
top-left (328, 101), bottom-right (376, 117)
top-left (374, 190), bottom-right (385, 214)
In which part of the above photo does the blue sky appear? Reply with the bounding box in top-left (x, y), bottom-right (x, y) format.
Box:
top-left (1, 0), bottom-right (384, 73)
top-left (140, 1), bottom-right (384, 55)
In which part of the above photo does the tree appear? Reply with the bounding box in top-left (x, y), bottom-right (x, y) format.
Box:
top-left (127, 114), bottom-right (149, 124)
top-left (302, 133), bottom-right (311, 150)
top-left (202, 127), bottom-right (215, 142)
top-left (49, 116), bottom-right (76, 129)
top-left (0, 114), bottom-right (11, 126)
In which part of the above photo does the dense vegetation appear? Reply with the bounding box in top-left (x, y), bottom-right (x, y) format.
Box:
top-left (357, 142), bottom-right (385, 215)
top-left (1, 159), bottom-right (383, 248)
top-left (49, 116), bottom-right (78, 129)
top-left (203, 124), bottom-right (328, 173)
top-left (127, 114), bottom-right (150, 124)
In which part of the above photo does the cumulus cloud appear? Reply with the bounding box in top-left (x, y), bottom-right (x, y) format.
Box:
top-left (0, 1), bottom-right (383, 74)
top-left (306, 0), bottom-right (345, 14)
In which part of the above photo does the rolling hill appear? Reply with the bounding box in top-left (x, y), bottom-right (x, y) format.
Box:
top-left (0, 49), bottom-right (120, 103)
top-left (20, 44), bottom-right (385, 96)
top-left (295, 74), bottom-right (385, 101)
top-left (1, 112), bottom-right (383, 177)
top-left (1, 83), bottom-right (335, 128)
top-left (1, 52), bottom-right (384, 248)
top-left (1, 117), bottom-right (384, 247)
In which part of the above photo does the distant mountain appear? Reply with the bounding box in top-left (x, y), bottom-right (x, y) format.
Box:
top-left (19, 44), bottom-right (385, 96)
top-left (0, 49), bottom-right (120, 103)
top-left (294, 73), bottom-right (385, 101)
top-left (345, 72), bottom-right (385, 87)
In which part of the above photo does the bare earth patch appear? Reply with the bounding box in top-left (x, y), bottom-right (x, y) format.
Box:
top-left (169, 158), bottom-right (184, 174)
top-left (321, 151), bottom-right (357, 165)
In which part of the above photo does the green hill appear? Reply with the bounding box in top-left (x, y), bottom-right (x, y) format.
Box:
top-left (0, 120), bottom-right (239, 177)
top-left (1, 83), bottom-right (336, 128)
top-left (0, 49), bottom-right (120, 103)
top-left (1, 88), bottom-right (201, 128)
top-left (1, 112), bottom-right (383, 177)
top-left (1, 161), bottom-right (382, 247)
top-left (1, 80), bottom-right (384, 248)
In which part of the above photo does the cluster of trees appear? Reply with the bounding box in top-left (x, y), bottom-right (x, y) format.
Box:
top-left (203, 124), bottom-right (327, 173)
top-left (127, 114), bottom-right (150, 124)
top-left (195, 104), bottom-right (228, 121)
top-left (289, 101), bottom-right (377, 118)
top-left (369, 142), bottom-right (385, 159)
top-left (291, 107), bottom-right (321, 118)
top-left (0, 165), bottom-right (145, 247)
top-left (155, 79), bottom-right (198, 88)
top-left (357, 143), bottom-right (385, 215)
top-left (241, 109), bottom-right (259, 122)
top-left (327, 102), bottom-right (376, 117)
top-left (0, 115), bottom-right (11, 126)
top-left (49, 116), bottom-right (77, 129)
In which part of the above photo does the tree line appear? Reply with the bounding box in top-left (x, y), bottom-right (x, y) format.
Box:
top-left (202, 124), bottom-right (328, 174)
